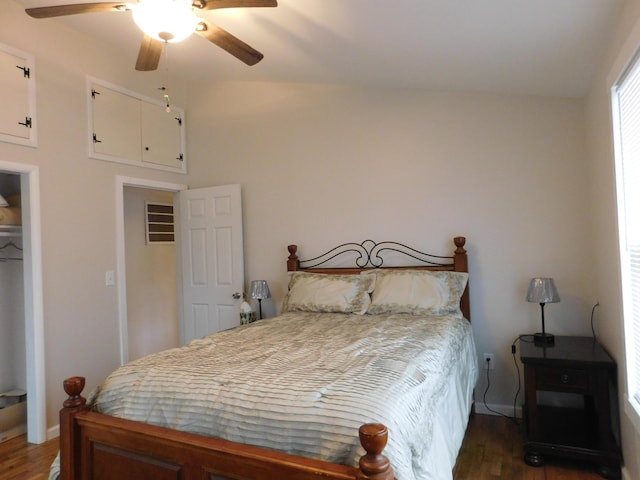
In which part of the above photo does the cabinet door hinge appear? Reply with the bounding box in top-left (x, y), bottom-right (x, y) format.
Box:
top-left (16, 65), bottom-right (30, 78)
top-left (18, 117), bottom-right (32, 129)
top-left (92, 133), bottom-right (102, 143)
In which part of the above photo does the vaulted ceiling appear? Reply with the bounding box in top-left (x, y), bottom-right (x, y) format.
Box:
top-left (17, 0), bottom-right (625, 97)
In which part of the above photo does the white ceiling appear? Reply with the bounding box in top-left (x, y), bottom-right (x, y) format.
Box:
top-left (17, 0), bottom-right (625, 97)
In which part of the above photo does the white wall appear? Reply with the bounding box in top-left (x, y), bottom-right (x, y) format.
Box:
top-left (585, 1), bottom-right (640, 479)
top-left (124, 187), bottom-right (178, 361)
top-left (185, 81), bottom-right (593, 414)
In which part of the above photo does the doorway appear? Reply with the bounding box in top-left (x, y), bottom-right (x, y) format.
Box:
top-left (116, 178), bottom-right (246, 362)
top-left (115, 176), bottom-right (187, 365)
top-left (124, 186), bottom-right (179, 361)
top-left (0, 160), bottom-right (45, 444)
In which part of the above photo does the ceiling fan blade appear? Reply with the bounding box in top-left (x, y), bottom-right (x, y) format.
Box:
top-left (25, 2), bottom-right (129, 19)
top-left (135, 35), bottom-right (164, 71)
top-left (195, 20), bottom-right (263, 65)
top-left (195, 0), bottom-right (277, 11)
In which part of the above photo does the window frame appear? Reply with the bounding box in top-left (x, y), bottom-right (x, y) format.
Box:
top-left (611, 48), bottom-right (640, 435)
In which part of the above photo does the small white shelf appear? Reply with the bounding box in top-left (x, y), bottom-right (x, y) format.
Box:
top-left (0, 225), bottom-right (22, 237)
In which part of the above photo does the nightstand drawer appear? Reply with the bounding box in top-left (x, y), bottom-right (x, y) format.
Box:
top-left (536, 367), bottom-right (589, 393)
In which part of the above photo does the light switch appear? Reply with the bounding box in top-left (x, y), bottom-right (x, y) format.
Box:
top-left (105, 270), bottom-right (115, 286)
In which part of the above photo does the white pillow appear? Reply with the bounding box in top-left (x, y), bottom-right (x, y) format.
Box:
top-left (282, 271), bottom-right (375, 315)
top-left (363, 269), bottom-right (468, 315)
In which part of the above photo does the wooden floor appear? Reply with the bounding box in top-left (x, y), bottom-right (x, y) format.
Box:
top-left (0, 414), bottom-right (606, 480)
top-left (453, 414), bottom-right (605, 480)
top-left (0, 431), bottom-right (58, 480)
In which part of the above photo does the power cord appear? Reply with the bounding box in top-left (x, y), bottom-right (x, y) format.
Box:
top-left (506, 334), bottom-right (534, 425)
top-left (591, 302), bottom-right (599, 341)
top-left (482, 352), bottom-right (520, 425)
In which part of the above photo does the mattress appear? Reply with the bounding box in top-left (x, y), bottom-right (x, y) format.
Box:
top-left (50, 311), bottom-right (477, 480)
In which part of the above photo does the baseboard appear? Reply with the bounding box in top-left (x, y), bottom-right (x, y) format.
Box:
top-left (47, 424), bottom-right (59, 440)
top-left (475, 402), bottom-right (521, 418)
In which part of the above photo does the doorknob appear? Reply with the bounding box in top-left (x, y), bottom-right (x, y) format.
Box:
top-left (232, 292), bottom-right (242, 299)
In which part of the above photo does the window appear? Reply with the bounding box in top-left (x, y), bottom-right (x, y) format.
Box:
top-left (612, 50), bottom-right (640, 432)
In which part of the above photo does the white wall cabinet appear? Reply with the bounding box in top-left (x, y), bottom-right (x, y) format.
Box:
top-left (141, 101), bottom-right (183, 169)
top-left (89, 78), bottom-right (186, 173)
top-left (0, 44), bottom-right (37, 148)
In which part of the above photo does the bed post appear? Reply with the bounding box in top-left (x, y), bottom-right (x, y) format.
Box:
top-left (59, 376), bottom-right (89, 480)
top-left (357, 423), bottom-right (395, 480)
top-left (453, 237), bottom-right (467, 272)
top-left (287, 244), bottom-right (300, 271)
top-left (453, 237), bottom-right (470, 321)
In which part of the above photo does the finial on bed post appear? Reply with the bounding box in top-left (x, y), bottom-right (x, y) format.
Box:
top-left (63, 376), bottom-right (86, 408)
top-left (287, 244), bottom-right (300, 271)
top-left (453, 237), bottom-right (470, 321)
top-left (453, 236), bottom-right (467, 272)
top-left (356, 423), bottom-right (395, 480)
top-left (60, 376), bottom-right (88, 480)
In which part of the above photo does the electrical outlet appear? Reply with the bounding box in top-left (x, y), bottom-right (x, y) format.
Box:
top-left (483, 353), bottom-right (494, 370)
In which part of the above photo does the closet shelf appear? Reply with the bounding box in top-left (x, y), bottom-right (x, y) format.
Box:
top-left (0, 225), bottom-right (22, 237)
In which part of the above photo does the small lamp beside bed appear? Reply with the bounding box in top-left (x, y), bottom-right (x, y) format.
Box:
top-left (526, 277), bottom-right (560, 346)
top-left (250, 280), bottom-right (271, 319)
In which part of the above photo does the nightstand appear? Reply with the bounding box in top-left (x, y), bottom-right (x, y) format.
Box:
top-left (520, 336), bottom-right (622, 479)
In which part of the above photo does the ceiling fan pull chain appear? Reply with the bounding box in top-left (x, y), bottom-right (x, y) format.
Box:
top-left (163, 41), bottom-right (171, 113)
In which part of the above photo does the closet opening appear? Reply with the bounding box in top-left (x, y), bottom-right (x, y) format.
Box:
top-left (0, 173), bottom-right (25, 443)
top-left (0, 163), bottom-right (45, 444)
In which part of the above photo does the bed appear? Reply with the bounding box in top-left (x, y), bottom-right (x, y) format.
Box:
top-left (53, 236), bottom-right (477, 480)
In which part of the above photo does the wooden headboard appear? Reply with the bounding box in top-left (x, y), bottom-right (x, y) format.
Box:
top-left (286, 236), bottom-right (470, 320)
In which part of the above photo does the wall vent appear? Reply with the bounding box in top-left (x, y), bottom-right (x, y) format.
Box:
top-left (145, 202), bottom-right (174, 244)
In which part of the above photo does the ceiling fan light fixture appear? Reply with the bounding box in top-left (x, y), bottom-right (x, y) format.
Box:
top-left (132, 0), bottom-right (199, 43)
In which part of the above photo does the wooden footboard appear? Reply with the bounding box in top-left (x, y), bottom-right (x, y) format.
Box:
top-left (59, 377), bottom-right (395, 480)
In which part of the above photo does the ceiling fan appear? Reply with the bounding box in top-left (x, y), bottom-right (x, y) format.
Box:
top-left (25, 0), bottom-right (277, 71)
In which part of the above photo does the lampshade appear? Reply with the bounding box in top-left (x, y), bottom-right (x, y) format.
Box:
top-left (527, 277), bottom-right (560, 346)
top-left (526, 278), bottom-right (560, 304)
top-left (250, 280), bottom-right (271, 300)
top-left (0, 194), bottom-right (8, 207)
top-left (132, 0), bottom-right (199, 43)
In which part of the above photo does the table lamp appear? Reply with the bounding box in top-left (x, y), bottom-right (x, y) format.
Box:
top-left (250, 280), bottom-right (271, 320)
top-left (526, 277), bottom-right (560, 346)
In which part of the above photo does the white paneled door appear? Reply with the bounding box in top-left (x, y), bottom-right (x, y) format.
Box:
top-left (178, 184), bottom-right (244, 344)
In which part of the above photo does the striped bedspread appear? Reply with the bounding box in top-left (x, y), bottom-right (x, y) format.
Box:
top-left (92, 312), bottom-right (477, 480)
